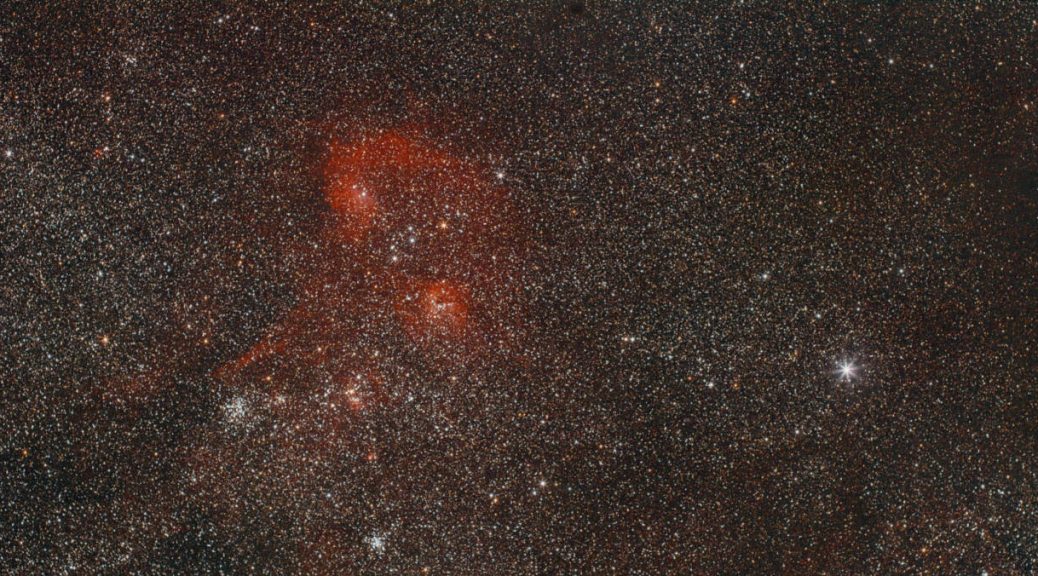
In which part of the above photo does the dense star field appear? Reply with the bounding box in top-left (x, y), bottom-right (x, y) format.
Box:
top-left (2, 2), bottom-right (1037, 574)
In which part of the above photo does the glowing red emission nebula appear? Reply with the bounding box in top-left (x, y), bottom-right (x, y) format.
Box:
top-left (190, 129), bottom-right (528, 528)
top-left (214, 128), bottom-right (526, 403)
top-left (324, 131), bottom-right (457, 243)
top-left (397, 278), bottom-right (471, 340)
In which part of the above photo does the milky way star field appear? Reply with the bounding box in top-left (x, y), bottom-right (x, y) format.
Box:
top-left (2, 3), bottom-right (1038, 575)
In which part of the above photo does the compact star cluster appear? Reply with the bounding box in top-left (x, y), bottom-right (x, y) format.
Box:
top-left (2, 3), bottom-right (1036, 574)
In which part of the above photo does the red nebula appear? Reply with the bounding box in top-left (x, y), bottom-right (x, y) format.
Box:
top-left (325, 178), bottom-right (378, 241)
top-left (214, 127), bottom-right (526, 402)
top-left (396, 278), bottom-right (471, 341)
top-left (324, 131), bottom-right (462, 245)
top-left (321, 128), bottom-right (525, 353)
top-left (192, 127), bottom-right (527, 533)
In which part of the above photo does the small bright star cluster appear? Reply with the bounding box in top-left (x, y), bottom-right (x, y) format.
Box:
top-left (1, 3), bottom-right (1036, 574)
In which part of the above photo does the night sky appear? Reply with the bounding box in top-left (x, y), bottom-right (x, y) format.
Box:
top-left (2, 2), bottom-right (1037, 574)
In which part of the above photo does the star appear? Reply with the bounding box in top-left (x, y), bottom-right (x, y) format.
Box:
top-left (837, 359), bottom-right (858, 382)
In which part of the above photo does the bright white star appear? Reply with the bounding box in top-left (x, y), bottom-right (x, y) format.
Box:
top-left (837, 360), bottom-right (858, 381)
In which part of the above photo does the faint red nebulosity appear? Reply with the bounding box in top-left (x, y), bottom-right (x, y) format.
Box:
top-left (215, 128), bottom-right (524, 386)
top-left (395, 277), bottom-right (471, 341)
top-left (185, 126), bottom-right (530, 554)
top-left (324, 131), bottom-right (458, 244)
